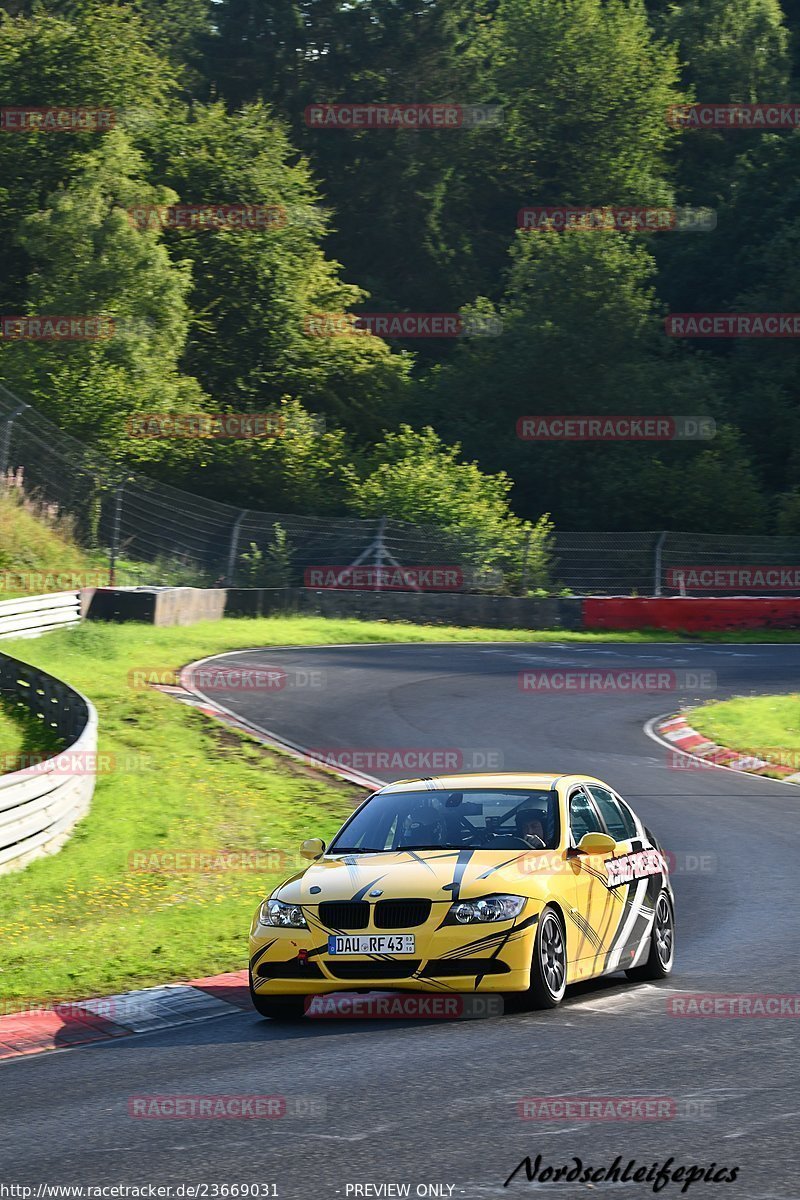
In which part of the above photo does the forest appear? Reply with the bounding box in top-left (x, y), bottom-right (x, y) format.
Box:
top-left (1, 0), bottom-right (799, 541)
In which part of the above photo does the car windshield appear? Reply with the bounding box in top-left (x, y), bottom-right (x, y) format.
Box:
top-left (329, 788), bottom-right (560, 853)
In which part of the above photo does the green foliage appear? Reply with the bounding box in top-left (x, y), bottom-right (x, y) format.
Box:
top-left (0, 130), bottom-right (207, 457)
top-left (666, 0), bottom-right (791, 100)
top-left (2, 0), bottom-right (799, 537)
top-left (346, 426), bottom-right (554, 590)
top-left (239, 523), bottom-right (294, 587)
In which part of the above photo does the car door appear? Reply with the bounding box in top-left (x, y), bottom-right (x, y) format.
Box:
top-left (566, 785), bottom-right (620, 978)
top-left (585, 783), bottom-right (664, 972)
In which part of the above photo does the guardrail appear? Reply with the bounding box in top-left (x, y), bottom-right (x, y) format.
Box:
top-left (0, 652), bottom-right (97, 874)
top-left (0, 590), bottom-right (81, 640)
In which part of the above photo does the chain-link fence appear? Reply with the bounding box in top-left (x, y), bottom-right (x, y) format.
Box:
top-left (4, 383), bottom-right (800, 595)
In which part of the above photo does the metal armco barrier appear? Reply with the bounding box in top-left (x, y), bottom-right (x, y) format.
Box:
top-left (0, 652), bottom-right (98, 874)
top-left (0, 590), bottom-right (81, 640)
top-left (583, 597), bottom-right (800, 632)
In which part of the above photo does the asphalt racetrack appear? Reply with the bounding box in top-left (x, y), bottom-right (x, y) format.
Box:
top-left (3, 642), bottom-right (800, 1199)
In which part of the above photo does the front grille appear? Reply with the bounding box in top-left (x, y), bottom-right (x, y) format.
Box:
top-left (325, 961), bottom-right (421, 980)
top-left (374, 899), bottom-right (431, 929)
top-left (256, 961), bottom-right (324, 979)
top-left (318, 901), bottom-right (370, 930)
top-left (424, 958), bottom-right (511, 977)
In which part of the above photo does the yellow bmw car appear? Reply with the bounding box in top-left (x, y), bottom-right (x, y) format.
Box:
top-left (249, 772), bottom-right (674, 1018)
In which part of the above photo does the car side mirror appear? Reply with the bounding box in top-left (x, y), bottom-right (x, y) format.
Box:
top-left (300, 838), bottom-right (326, 860)
top-left (576, 832), bottom-right (617, 855)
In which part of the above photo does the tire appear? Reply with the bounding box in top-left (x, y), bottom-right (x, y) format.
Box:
top-left (626, 892), bottom-right (675, 982)
top-left (518, 905), bottom-right (568, 1010)
top-left (249, 976), bottom-right (306, 1021)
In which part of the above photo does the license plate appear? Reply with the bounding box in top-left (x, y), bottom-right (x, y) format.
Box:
top-left (327, 934), bottom-right (416, 956)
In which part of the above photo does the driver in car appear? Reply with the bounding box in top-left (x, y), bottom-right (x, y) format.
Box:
top-left (515, 811), bottom-right (547, 849)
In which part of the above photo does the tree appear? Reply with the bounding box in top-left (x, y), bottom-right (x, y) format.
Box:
top-left (666, 0), bottom-right (790, 100)
top-left (425, 229), bottom-right (762, 530)
top-left (0, 2), bottom-right (176, 307)
top-left (346, 425), bottom-right (554, 589)
top-left (0, 130), bottom-right (207, 460)
top-left (662, 0), bottom-right (791, 203)
top-left (144, 101), bottom-right (413, 441)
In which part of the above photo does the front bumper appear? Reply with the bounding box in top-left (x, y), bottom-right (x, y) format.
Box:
top-left (249, 907), bottom-right (537, 995)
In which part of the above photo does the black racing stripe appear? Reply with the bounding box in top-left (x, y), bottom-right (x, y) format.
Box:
top-left (404, 850), bottom-right (438, 873)
top-left (440, 848), bottom-right (475, 901)
top-left (601, 877), bottom-right (646, 972)
top-left (249, 939), bottom-right (277, 970)
top-left (437, 912), bottom-right (540, 958)
top-left (351, 875), bottom-right (388, 901)
top-left (596, 879), bottom-right (626, 951)
top-left (568, 910), bottom-right (603, 952)
top-left (477, 854), bottom-right (526, 880)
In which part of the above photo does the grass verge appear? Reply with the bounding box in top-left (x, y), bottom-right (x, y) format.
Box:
top-left (689, 694), bottom-right (800, 777)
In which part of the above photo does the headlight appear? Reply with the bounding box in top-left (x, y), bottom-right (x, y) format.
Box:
top-left (259, 899), bottom-right (307, 928)
top-left (449, 894), bottom-right (526, 924)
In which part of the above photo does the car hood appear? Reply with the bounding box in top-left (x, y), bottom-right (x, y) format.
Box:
top-left (272, 848), bottom-right (547, 905)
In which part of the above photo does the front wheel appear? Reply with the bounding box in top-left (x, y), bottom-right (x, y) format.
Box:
top-left (249, 976), bottom-right (306, 1021)
top-left (518, 906), bottom-right (567, 1010)
top-left (626, 892), bottom-right (675, 981)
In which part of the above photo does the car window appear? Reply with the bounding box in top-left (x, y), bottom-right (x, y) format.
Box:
top-left (587, 785), bottom-right (637, 841)
top-left (569, 788), bottom-right (603, 842)
top-left (329, 788), bottom-right (560, 852)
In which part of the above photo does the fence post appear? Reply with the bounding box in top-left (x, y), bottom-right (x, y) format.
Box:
top-left (520, 529), bottom-right (531, 596)
top-left (225, 509), bottom-right (249, 585)
top-left (653, 531), bottom-right (668, 597)
top-left (108, 483), bottom-right (125, 586)
top-left (0, 402), bottom-right (28, 483)
top-left (374, 516), bottom-right (388, 591)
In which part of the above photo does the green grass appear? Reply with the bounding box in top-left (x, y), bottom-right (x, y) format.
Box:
top-left (0, 488), bottom-right (105, 599)
top-left (0, 693), bottom-right (64, 773)
top-left (0, 701), bottom-right (25, 764)
top-left (689, 694), bottom-right (800, 774)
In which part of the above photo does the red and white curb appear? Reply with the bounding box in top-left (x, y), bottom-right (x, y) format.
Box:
top-left (654, 714), bottom-right (800, 784)
top-left (0, 970), bottom-right (250, 1062)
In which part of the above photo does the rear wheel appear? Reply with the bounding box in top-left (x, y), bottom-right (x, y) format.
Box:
top-left (517, 906), bottom-right (567, 1010)
top-left (626, 892), bottom-right (674, 981)
top-left (249, 975), bottom-right (306, 1020)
